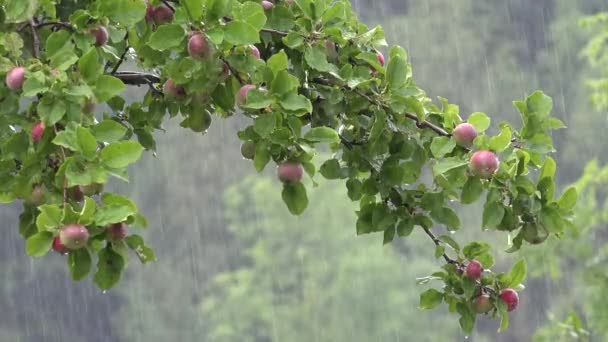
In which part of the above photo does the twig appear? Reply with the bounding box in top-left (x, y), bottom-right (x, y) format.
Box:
top-left (28, 19), bottom-right (41, 60)
top-left (114, 71), bottom-right (161, 85)
top-left (422, 227), bottom-right (459, 265)
top-left (111, 33), bottom-right (130, 75)
top-left (220, 58), bottom-right (245, 84)
top-left (161, 0), bottom-right (175, 11)
top-left (34, 21), bottom-right (74, 31)
top-left (53, 125), bottom-right (69, 205)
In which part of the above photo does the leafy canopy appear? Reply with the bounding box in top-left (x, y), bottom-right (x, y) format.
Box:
top-left (0, 0), bottom-right (577, 333)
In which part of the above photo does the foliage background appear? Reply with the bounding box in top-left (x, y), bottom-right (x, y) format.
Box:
top-left (1, 0), bottom-right (608, 341)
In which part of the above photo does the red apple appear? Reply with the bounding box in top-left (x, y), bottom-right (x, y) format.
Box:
top-left (144, 1), bottom-right (155, 23)
top-left (473, 294), bottom-right (492, 313)
top-left (153, 5), bottom-right (174, 24)
top-left (465, 259), bottom-right (483, 279)
top-left (499, 288), bottom-right (519, 312)
top-left (163, 79), bottom-right (186, 99)
top-left (106, 222), bottom-right (128, 241)
top-left (32, 122), bottom-right (45, 143)
top-left (377, 51), bottom-right (385, 67)
top-left (52, 236), bottom-right (70, 254)
top-left (5, 66), bottom-right (25, 91)
top-left (69, 186), bottom-right (85, 202)
top-left (188, 33), bottom-right (212, 59)
top-left (470, 150), bottom-right (499, 179)
top-left (277, 162), bottom-right (304, 183)
top-left (59, 224), bottom-right (90, 250)
top-left (453, 123), bottom-right (477, 148)
top-left (262, 1), bottom-right (274, 10)
top-left (235, 84), bottom-right (256, 107)
top-left (91, 26), bottom-right (109, 46)
top-left (249, 45), bottom-right (260, 59)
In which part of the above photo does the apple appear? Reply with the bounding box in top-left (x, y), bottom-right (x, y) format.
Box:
top-left (52, 236), bottom-right (70, 254)
top-left (249, 45), bottom-right (261, 59)
top-left (26, 184), bottom-right (45, 205)
top-left (499, 288), bottom-right (519, 312)
top-left (83, 99), bottom-right (96, 114)
top-left (470, 150), bottom-right (499, 179)
top-left (473, 294), bottom-right (492, 313)
top-left (5, 66), bottom-right (25, 90)
top-left (235, 84), bottom-right (256, 107)
top-left (106, 222), bottom-right (127, 241)
top-left (465, 259), bottom-right (483, 279)
top-left (241, 141), bottom-right (256, 160)
top-left (453, 123), bottom-right (477, 148)
top-left (59, 224), bottom-right (90, 250)
top-left (163, 79), bottom-right (186, 99)
top-left (145, 1), bottom-right (155, 23)
top-left (69, 186), bottom-right (85, 202)
top-left (91, 26), bottom-right (109, 46)
top-left (277, 162), bottom-right (304, 183)
top-left (188, 33), bottom-right (212, 59)
top-left (81, 183), bottom-right (104, 196)
top-left (325, 41), bottom-right (338, 61)
top-left (153, 4), bottom-right (174, 24)
top-left (262, 1), bottom-right (274, 10)
top-left (377, 50), bottom-right (385, 67)
top-left (32, 122), bottom-right (45, 143)
top-left (522, 222), bottom-right (549, 244)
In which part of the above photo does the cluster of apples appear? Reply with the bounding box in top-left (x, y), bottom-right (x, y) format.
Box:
top-left (464, 259), bottom-right (520, 314)
top-left (452, 122), bottom-right (499, 178)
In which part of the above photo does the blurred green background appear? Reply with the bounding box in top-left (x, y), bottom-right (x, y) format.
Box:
top-left (1, 1), bottom-right (608, 341)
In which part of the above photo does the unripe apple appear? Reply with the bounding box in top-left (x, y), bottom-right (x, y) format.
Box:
top-left (188, 33), bottom-right (212, 59)
top-left (106, 222), bottom-right (128, 241)
top-left (453, 123), bottom-right (478, 148)
top-left (262, 1), bottom-right (274, 10)
top-left (91, 26), bottom-right (109, 46)
top-left (144, 1), bottom-right (155, 23)
top-left (522, 223), bottom-right (549, 244)
top-left (241, 141), bottom-right (256, 160)
top-left (26, 184), bottom-right (45, 205)
top-left (5, 66), bottom-right (26, 91)
top-left (59, 224), bottom-right (90, 250)
top-left (163, 79), bottom-right (186, 99)
top-left (473, 294), bottom-right (492, 313)
top-left (249, 45), bottom-right (261, 59)
top-left (377, 51), bottom-right (385, 67)
top-left (52, 236), bottom-right (70, 254)
top-left (83, 99), bottom-right (96, 114)
top-left (499, 288), bottom-right (519, 312)
top-left (235, 84), bottom-right (256, 107)
top-left (81, 183), bottom-right (104, 196)
top-left (32, 122), bottom-right (45, 143)
top-left (277, 162), bottom-right (304, 183)
top-left (465, 259), bottom-right (483, 279)
top-left (153, 5), bottom-right (174, 24)
top-left (470, 150), bottom-right (499, 179)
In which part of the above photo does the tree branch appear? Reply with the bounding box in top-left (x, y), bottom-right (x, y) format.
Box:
top-left (111, 33), bottom-right (130, 75)
top-left (421, 227), bottom-right (459, 265)
top-left (28, 19), bottom-right (41, 60)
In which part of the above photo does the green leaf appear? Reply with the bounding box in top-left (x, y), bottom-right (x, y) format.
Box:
top-left (148, 24), bottom-right (185, 51)
top-left (437, 235), bottom-right (460, 251)
top-left (526, 91), bottom-right (553, 117)
top-left (253, 142), bottom-right (270, 172)
top-left (100, 141), bottom-right (144, 169)
top-left (419, 289), bottom-right (443, 310)
top-left (461, 177), bottom-right (483, 204)
top-left (304, 45), bottom-right (337, 73)
top-left (281, 182), bottom-right (308, 215)
top-left (432, 157), bottom-right (468, 177)
top-left (253, 115), bottom-right (276, 137)
top-left (498, 313), bottom-right (510, 332)
top-left (431, 207), bottom-right (461, 230)
top-left (304, 127), bottom-right (340, 143)
top-left (482, 202), bottom-right (505, 228)
top-left (280, 93), bottom-right (313, 114)
top-left (91, 120), bottom-right (127, 143)
top-left (94, 205), bottom-right (136, 226)
top-left (36, 204), bottom-right (62, 231)
top-left (94, 247), bottom-right (125, 290)
top-left (430, 136), bottom-right (456, 158)
top-left (267, 50), bottom-right (289, 74)
top-left (95, 75), bottom-right (125, 102)
top-left (557, 186), bottom-right (577, 212)
top-left (467, 112), bottom-right (491, 132)
top-left (489, 126), bottom-right (512, 152)
top-left (79, 47), bottom-right (103, 84)
top-left (319, 159), bottom-right (343, 180)
top-left (397, 219), bottom-right (414, 237)
top-left (37, 97), bottom-right (67, 125)
top-left (539, 157), bottom-right (557, 182)
top-left (99, 0), bottom-right (146, 26)
top-left (233, 1), bottom-right (267, 30)
top-left (507, 259), bottom-right (527, 288)
top-left (76, 127), bottom-right (98, 159)
top-left (125, 235), bottom-right (156, 263)
top-left (182, 0), bottom-right (205, 19)
top-left (463, 241), bottom-right (491, 259)
top-left (68, 248), bottom-right (92, 281)
top-left (224, 21), bottom-right (260, 45)
top-left (25, 231), bottom-right (53, 257)
top-left (386, 54), bottom-right (408, 89)
top-left (5, 0), bottom-right (39, 23)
